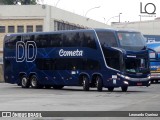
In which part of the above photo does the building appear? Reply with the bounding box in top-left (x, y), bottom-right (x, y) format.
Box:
top-left (112, 19), bottom-right (160, 35)
top-left (111, 19), bottom-right (160, 42)
top-left (0, 5), bottom-right (110, 53)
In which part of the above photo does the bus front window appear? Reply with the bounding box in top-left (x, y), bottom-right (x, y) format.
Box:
top-left (117, 32), bottom-right (146, 51)
top-left (125, 58), bottom-right (149, 74)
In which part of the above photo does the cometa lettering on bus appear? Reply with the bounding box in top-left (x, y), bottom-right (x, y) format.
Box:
top-left (59, 49), bottom-right (83, 57)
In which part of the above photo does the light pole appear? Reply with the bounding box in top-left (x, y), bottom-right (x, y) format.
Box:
top-left (119, 13), bottom-right (122, 23)
top-left (139, 15), bottom-right (142, 21)
top-left (55, 0), bottom-right (61, 7)
top-left (106, 15), bottom-right (119, 24)
top-left (85, 6), bottom-right (101, 17)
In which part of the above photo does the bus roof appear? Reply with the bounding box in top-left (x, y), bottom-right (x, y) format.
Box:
top-left (5, 28), bottom-right (140, 37)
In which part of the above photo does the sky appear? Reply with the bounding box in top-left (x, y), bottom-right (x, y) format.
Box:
top-left (38, 0), bottom-right (160, 24)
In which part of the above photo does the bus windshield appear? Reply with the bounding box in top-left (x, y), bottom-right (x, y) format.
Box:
top-left (125, 58), bottom-right (149, 74)
top-left (117, 32), bottom-right (146, 51)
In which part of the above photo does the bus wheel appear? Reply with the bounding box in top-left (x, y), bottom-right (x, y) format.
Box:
top-left (53, 85), bottom-right (64, 89)
top-left (108, 87), bottom-right (114, 92)
top-left (121, 86), bottom-right (128, 92)
top-left (30, 75), bottom-right (43, 89)
top-left (96, 76), bottom-right (103, 92)
top-left (21, 76), bottom-right (30, 88)
top-left (82, 76), bottom-right (89, 91)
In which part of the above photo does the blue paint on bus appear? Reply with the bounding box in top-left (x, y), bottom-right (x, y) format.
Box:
top-left (3, 29), bottom-right (151, 91)
top-left (147, 42), bottom-right (160, 82)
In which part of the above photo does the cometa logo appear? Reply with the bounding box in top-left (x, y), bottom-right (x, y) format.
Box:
top-left (59, 49), bottom-right (83, 57)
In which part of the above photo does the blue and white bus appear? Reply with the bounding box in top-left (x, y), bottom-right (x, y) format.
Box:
top-left (147, 42), bottom-right (160, 83)
top-left (3, 29), bottom-right (151, 92)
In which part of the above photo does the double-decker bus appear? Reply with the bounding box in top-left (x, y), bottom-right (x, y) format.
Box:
top-left (147, 42), bottom-right (160, 83)
top-left (3, 29), bottom-right (151, 92)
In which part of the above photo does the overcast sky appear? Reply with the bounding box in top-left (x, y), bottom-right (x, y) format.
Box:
top-left (39, 0), bottom-right (160, 24)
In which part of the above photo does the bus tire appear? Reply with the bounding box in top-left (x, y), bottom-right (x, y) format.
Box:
top-left (30, 75), bottom-right (43, 89)
top-left (53, 85), bottom-right (64, 89)
top-left (121, 86), bottom-right (128, 92)
top-left (96, 76), bottom-right (103, 92)
top-left (82, 76), bottom-right (89, 91)
top-left (21, 76), bottom-right (30, 88)
top-left (108, 87), bottom-right (114, 92)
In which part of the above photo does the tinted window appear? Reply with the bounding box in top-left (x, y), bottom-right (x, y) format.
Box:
top-left (82, 32), bottom-right (97, 49)
top-left (36, 59), bottom-right (56, 70)
top-left (97, 31), bottom-right (118, 47)
top-left (23, 35), bottom-right (34, 43)
top-left (103, 47), bottom-right (122, 71)
top-left (28, 32), bottom-right (97, 48)
top-left (55, 58), bottom-right (84, 70)
top-left (83, 59), bottom-right (101, 70)
top-left (36, 58), bottom-right (100, 70)
top-left (35, 34), bottom-right (50, 48)
top-left (63, 32), bottom-right (82, 47)
top-left (5, 35), bottom-right (21, 49)
top-left (117, 32), bottom-right (146, 51)
top-left (50, 34), bottom-right (63, 47)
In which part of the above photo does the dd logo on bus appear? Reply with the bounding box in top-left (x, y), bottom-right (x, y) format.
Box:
top-left (16, 41), bottom-right (37, 62)
top-left (140, 2), bottom-right (156, 14)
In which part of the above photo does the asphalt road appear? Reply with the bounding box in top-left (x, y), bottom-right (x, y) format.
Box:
top-left (0, 83), bottom-right (160, 120)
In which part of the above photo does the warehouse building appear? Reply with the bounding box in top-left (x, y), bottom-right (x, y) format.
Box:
top-left (111, 18), bottom-right (160, 42)
top-left (0, 5), bottom-right (110, 56)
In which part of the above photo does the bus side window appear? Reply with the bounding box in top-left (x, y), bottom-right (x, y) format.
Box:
top-left (97, 31), bottom-right (118, 47)
top-left (82, 32), bottom-right (97, 49)
top-left (50, 34), bottom-right (63, 47)
top-left (23, 35), bottom-right (34, 44)
top-left (84, 59), bottom-right (101, 70)
top-left (63, 32), bottom-right (82, 47)
top-left (5, 35), bottom-right (21, 49)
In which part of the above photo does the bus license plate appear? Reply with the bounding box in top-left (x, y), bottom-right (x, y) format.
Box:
top-left (137, 83), bottom-right (142, 86)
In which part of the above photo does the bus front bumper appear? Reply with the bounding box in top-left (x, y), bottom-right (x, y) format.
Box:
top-left (117, 73), bottom-right (151, 86)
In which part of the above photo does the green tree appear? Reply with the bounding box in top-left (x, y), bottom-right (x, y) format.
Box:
top-left (20, 0), bottom-right (37, 5)
top-left (0, 0), bottom-right (37, 5)
top-left (0, 0), bottom-right (16, 5)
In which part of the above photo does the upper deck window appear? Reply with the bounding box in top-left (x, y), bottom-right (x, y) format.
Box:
top-left (117, 32), bottom-right (146, 51)
top-left (96, 31), bottom-right (118, 47)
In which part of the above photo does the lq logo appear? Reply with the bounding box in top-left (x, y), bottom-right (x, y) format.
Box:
top-left (16, 41), bottom-right (37, 62)
top-left (140, 2), bottom-right (156, 15)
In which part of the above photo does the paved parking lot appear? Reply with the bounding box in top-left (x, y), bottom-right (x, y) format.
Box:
top-left (0, 83), bottom-right (160, 120)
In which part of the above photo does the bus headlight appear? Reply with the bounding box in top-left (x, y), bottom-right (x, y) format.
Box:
top-left (125, 76), bottom-right (130, 80)
top-left (149, 81), bottom-right (151, 84)
top-left (124, 81), bottom-right (129, 85)
top-left (147, 76), bottom-right (151, 79)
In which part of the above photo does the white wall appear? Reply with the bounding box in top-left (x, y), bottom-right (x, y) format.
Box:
top-left (0, 5), bottom-right (45, 18)
top-left (112, 20), bottom-right (160, 35)
top-left (0, 5), bottom-right (110, 31)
